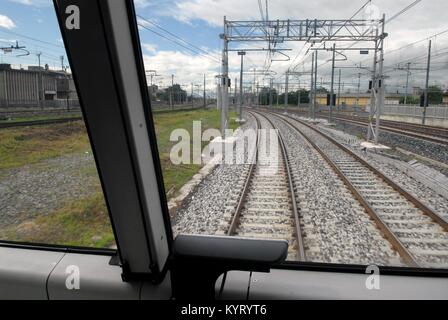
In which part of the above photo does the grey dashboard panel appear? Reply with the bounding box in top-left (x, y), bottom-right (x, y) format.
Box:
top-left (141, 272), bottom-right (172, 300)
top-left (47, 253), bottom-right (141, 300)
top-left (217, 271), bottom-right (251, 300)
top-left (247, 269), bottom-right (448, 300)
top-left (0, 247), bottom-right (64, 300)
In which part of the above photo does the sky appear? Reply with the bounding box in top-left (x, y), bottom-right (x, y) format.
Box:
top-left (0, 0), bottom-right (447, 96)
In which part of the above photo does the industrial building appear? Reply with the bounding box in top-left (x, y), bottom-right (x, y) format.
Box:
top-left (316, 93), bottom-right (401, 108)
top-left (0, 63), bottom-right (78, 108)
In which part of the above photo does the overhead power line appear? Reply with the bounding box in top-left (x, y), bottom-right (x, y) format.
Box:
top-left (0, 28), bottom-right (64, 49)
top-left (342, 0), bottom-right (422, 58)
top-left (386, 0), bottom-right (422, 24)
top-left (137, 23), bottom-right (220, 64)
top-left (137, 15), bottom-right (220, 63)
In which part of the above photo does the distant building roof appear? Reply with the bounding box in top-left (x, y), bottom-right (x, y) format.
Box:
top-left (0, 63), bottom-right (11, 71)
top-left (0, 65), bottom-right (70, 77)
top-left (316, 93), bottom-right (401, 99)
top-left (27, 66), bottom-right (45, 71)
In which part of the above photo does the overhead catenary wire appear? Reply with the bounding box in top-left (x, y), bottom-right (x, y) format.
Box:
top-left (137, 22), bottom-right (220, 64)
top-left (137, 15), bottom-right (221, 63)
top-left (385, 0), bottom-right (422, 24)
top-left (0, 28), bottom-right (64, 49)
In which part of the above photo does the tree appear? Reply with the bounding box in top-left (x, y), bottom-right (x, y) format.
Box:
top-left (428, 85), bottom-right (443, 105)
top-left (316, 87), bottom-right (328, 94)
top-left (399, 95), bottom-right (420, 105)
top-left (278, 89), bottom-right (310, 105)
top-left (158, 84), bottom-right (187, 104)
top-left (259, 86), bottom-right (277, 105)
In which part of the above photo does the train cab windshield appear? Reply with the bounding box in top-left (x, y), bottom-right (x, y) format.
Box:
top-left (0, 0), bottom-right (448, 301)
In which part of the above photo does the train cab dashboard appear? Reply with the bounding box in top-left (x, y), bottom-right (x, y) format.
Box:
top-left (0, 0), bottom-right (447, 301)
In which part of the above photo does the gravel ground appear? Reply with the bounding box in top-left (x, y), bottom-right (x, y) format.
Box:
top-left (312, 122), bottom-right (448, 222)
top-left (0, 152), bottom-right (101, 229)
top-left (283, 113), bottom-right (448, 267)
top-left (329, 119), bottom-right (448, 166)
top-left (269, 114), bottom-right (403, 266)
top-left (172, 115), bottom-right (257, 236)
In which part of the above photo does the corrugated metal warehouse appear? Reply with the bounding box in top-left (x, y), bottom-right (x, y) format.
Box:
top-left (0, 64), bottom-right (77, 108)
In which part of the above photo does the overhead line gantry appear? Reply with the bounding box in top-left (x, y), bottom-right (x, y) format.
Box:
top-left (219, 16), bottom-right (386, 144)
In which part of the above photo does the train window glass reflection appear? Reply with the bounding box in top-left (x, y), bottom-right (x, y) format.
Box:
top-left (0, 2), bottom-right (114, 249)
top-left (135, 0), bottom-right (448, 270)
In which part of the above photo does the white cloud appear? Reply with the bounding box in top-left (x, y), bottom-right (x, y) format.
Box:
top-left (0, 15), bottom-right (16, 29)
top-left (142, 43), bottom-right (158, 54)
top-left (142, 49), bottom-right (221, 89)
top-left (8, 0), bottom-right (49, 6)
top-left (138, 0), bottom-right (448, 93)
top-left (0, 38), bottom-right (15, 43)
top-left (167, 0), bottom-right (448, 53)
top-left (134, 0), bottom-right (151, 8)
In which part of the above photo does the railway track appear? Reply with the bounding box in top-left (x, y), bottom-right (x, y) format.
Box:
top-left (330, 115), bottom-right (448, 145)
top-left (330, 113), bottom-right (448, 139)
top-left (267, 110), bottom-right (448, 268)
top-left (222, 112), bottom-right (305, 261)
top-left (280, 108), bottom-right (448, 145)
top-left (0, 117), bottom-right (83, 129)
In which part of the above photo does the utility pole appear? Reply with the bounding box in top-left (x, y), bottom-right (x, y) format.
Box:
top-left (253, 68), bottom-right (256, 108)
top-left (367, 26), bottom-right (380, 141)
top-left (256, 82), bottom-right (259, 107)
top-left (269, 79), bottom-right (273, 109)
top-left (276, 84), bottom-right (280, 107)
top-left (397, 62), bottom-right (427, 107)
top-left (191, 82), bottom-right (194, 108)
top-left (422, 39), bottom-right (432, 125)
top-left (220, 17), bottom-right (229, 139)
top-left (404, 62), bottom-right (411, 105)
top-left (310, 52), bottom-right (315, 119)
top-left (374, 14), bottom-right (386, 144)
top-left (217, 82), bottom-right (222, 110)
top-left (356, 70), bottom-right (361, 108)
top-left (233, 77), bottom-right (237, 108)
top-left (59, 55), bottom-right (69, 111)
top-left (284, 70), bottom-right (289, 113)
top-left (329, 43), bottom-right (336, 123)
top-left (313, 50), bottom-right (318, 120)
top-left (238, 51), bottom-right (246, 120)
top-left (36, 52), bottom-right (42, 108)
top-left (203, 74), bottom-right (206, 108)
top-left (170, 74), bottom-right (174, 109)
top-left (337, 69), bottom-right (341, 113)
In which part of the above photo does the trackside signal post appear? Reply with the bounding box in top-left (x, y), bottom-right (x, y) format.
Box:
top-left (220, 18), bottom-right (229, 138)
top-left (238, 51), bottom-right (246, 121)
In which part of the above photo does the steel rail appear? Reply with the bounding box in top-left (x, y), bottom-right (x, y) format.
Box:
top-left (330, 115), bottom-right (448, 145)
top-left (227, 112), bottom-right (306, 261)
top-left (253, 111), bottom-right (306, 261)
top-left (281, 108), bottom-right (448, 143)
top-left (0, 117), bottom-right (83, 129)
top-left (226, 115), bottom-right (261, 236)
top-left (266, 111), bottom-right (420, 267)
top-left (277, 112), bottom-right (448, 231)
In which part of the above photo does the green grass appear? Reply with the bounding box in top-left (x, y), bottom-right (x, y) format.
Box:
top-left (0, 120), bottom-right (90, 170)
top-left (0, 191), bottom-right (115, 248)
top-left (153, 108), bottom-right (238, 197)
top-left (0, 113), bottom-right (81, 124)
top-left (0, 108), bottom-right (238, 248)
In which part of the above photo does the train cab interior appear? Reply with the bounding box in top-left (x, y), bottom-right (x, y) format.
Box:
top-left (0, 0), bottom-right (448, 301)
